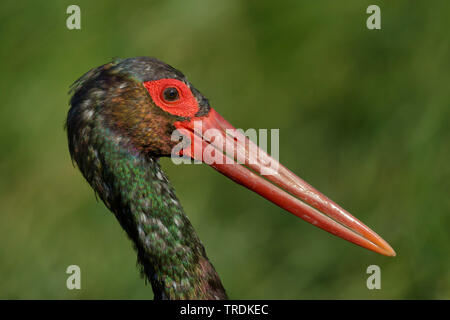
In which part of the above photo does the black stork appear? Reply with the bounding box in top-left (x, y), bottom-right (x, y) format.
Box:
top-left (66, 57), bottom-right (395, 300)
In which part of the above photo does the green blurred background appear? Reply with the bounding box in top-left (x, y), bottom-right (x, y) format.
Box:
top-left (0, 0), bottom-right (449, 299)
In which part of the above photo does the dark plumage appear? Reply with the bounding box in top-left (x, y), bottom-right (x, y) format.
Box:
top-left (67, 57), bottom-right (226, 299)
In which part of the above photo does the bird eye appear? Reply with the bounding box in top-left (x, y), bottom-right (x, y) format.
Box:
top-left (163, 87), bottom-right (180, 102)
top-left (144, 79), bottom-right (199, 117)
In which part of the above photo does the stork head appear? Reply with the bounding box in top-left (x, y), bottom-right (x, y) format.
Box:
top-left (67, 57), bottom-right (395, 257)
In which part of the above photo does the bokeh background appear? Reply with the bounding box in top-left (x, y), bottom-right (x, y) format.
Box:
top-left (0, 0), bottom-right (449, 299)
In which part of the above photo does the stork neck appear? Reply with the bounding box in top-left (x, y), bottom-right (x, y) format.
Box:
top-left (89, 132), bottom-right (227, 300)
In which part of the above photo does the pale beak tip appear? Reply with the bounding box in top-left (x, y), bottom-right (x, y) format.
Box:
top-left (379, 242), bottom-right (396, 257)
top-left (386, 247), bottom-right (397, 257)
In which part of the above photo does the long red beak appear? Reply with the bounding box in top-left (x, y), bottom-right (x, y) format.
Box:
top-left (175, 109), bottom-right (395, 257)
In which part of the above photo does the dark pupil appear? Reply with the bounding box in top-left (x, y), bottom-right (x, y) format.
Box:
top-left (163, 87), bottom-right (179, 101)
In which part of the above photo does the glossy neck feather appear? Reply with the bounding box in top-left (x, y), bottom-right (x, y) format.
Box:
top-left (70, 123), bottom-right (227, 300)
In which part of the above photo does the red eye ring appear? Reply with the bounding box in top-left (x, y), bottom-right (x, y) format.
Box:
top-left (143, 79), bottom-right (199, 118)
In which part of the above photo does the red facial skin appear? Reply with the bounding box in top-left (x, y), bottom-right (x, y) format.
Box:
top-left (143, 79), bottom-right (199, 118)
